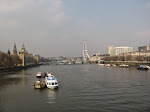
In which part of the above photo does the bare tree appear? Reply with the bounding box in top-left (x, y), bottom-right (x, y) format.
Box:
top-left (0, 51), bottom-right (22, 68)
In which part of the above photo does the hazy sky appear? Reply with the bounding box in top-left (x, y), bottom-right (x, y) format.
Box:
top-left (0, 0), bottom-right (150, 57)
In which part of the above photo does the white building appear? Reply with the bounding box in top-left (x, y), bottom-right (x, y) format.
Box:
top-left (138, 45), bottom-right (150, 52)
top-left (109, 46), bottom-right (133, 56)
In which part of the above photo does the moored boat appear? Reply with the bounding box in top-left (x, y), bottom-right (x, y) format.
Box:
top-left (137, 65), bottom-right (150, 70)
top-left (102, 64), bottom-right (116, 67)
top-left (75, 61), bottom-right (83, 64)
top-left (36, 72), bottom-right (42, 78)
top-left (120, 64), bottom-right (129, 68)
top-left (105, 64), bottom-right (111, 67)
top-left (45, 73), bottom-right (58, 89)
top-left (34, 80), bottom-right (46, 89)
top-left (98, 64), bottom-right (105, 66)
top-left (112, 64), bottom-right (116, 67)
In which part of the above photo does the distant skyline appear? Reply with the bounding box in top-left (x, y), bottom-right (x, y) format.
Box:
top-left (0, 0), bottom-right (150, 57)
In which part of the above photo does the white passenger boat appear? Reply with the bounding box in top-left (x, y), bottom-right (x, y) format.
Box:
top-left (75, 61), bottom-right (82, 64)
top-left (112, 64), bottom-right (116, 67)
top-left (105, 64), bottom-right (111, 67)
top-left (120, 64), bottom-right (129, 68)
top-left (98, 64), bottom-right (105, 66)
top-left (45, 72), bottom-right (58, 89)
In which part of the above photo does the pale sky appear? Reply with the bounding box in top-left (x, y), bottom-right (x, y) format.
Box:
top-left (0, 0), bottom-right (150, 57)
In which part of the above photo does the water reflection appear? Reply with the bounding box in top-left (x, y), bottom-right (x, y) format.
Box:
top-left (0, 69), bottom-right (29, 90)
top-left (20, 69), bottom-right (26, 75)
top-left (0, 64), bottom-right (150, 112)
top-left (33, 87), bottom-right (47, 93)
top-left (0, 77), bottom-right (25, 89)
top-left (0, 95), bottom-right (6, 112)
top-left (47, 89), bottom-right (58, 104)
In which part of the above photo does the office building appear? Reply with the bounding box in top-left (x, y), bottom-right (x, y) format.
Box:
top-left (108, 46), bottom-right (133, 56)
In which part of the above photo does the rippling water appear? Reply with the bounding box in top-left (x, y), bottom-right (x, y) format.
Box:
top-left (0, 64), bottom-right (150, 112)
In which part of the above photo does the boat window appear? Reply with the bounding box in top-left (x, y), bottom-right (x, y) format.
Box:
top-left (49, 83), bottom-right (51, 85)
top-left (47, 83), bottom-right (49, 85)
top-left (52, 83), bottom-right (54, 85)
top-left (55, 83), bottom-right (57, 85)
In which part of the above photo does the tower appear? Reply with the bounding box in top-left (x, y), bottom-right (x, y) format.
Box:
top-left (13, 43), bottom-right (17, 55)
top-left (7, 49), bottom-right (10, 55)
top-left (83, 40), bottom-right (91, 62)
top-left (21, 44), bottom-right (26, 52)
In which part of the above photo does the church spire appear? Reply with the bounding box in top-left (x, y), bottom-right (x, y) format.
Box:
top-left (7, 49), bottom-right (10, 55)
top-left (22, 44), bottom-right (25, 49)
top-left (13, 43), bottom-right (17, 55)
top-left (21, 43), bottom-right (26, 52)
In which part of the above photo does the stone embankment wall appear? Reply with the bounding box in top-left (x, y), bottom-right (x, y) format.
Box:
top-left (0, 64), bottom-right (39, 73)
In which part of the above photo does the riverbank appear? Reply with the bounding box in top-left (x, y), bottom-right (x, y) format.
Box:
top-left (104, 61), bottom-right (150, 66)
top-left (0, 64), bottom-right (39, 73)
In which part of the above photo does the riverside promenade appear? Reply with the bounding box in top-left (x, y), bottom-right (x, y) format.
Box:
top-left (104, 61), bottom-right (150, 66)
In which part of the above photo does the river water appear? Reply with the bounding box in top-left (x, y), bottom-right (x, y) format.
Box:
top-left (0, 64), bottom-right (150, 112)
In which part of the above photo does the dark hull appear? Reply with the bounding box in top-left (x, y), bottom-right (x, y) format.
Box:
top-left (120, 66), bottom-right (129, 68)
top-left (137, 67), bottom-right (148, 70)
top-left (36, 76), bottom-right (42, 78)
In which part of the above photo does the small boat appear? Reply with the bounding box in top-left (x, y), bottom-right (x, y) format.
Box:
top-left (104, 64), bottom-right (116, 67)
top-left (34, 80), bottom-right (46, 89)
top-left (75, 61), bottom-right (82, 64)
top-left (45, 72), bottom-right (58, 89)
top-left (112, 64), bottom-right (116, 67)
top-left (105, 64), bottom-right (112, 67)
top-left (57, 62), bottom-right (64, 65)
top-left (120, 64), bottom-right (129, 68)
top-left (68, 62), bottom-right (72, 65)
top-left (145, 65), bottom-right (150, 70)
top-left (98, 64), bottom-right (105, 66)
top-left (137, 65), bottom-right (150, 70)
top-left (36, 72), bottom-right (42, 78)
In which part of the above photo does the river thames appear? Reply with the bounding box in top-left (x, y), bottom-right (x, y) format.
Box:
top-left (0, 64), bottom-right (150, 112)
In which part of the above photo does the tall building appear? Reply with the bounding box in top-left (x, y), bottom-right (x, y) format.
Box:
top-left (11, 43), bottom-right (40, 66)
top-left (34, 55), bottom-right (40, 64)
top-left (13, 43), bottom-right (17, 55)
top-left (108, 46), bottom-right (116, 56)
top-left (21, 44), bottom-right (26, 52)
top-left (138, 45), bottom-right (150, 52)
top-left (108, 46), bottom-right (133, 56)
